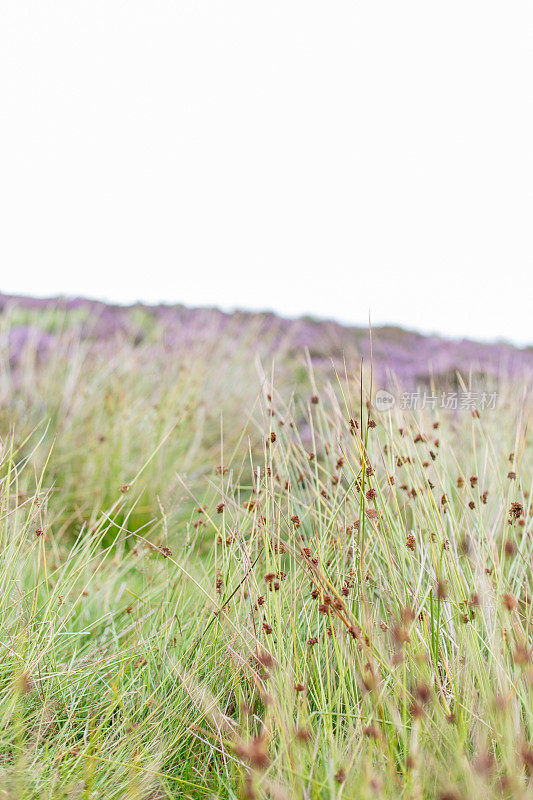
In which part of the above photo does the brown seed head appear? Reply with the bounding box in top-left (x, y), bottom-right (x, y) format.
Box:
top-left (334, 768), bottom-right (346, 783)
top-left (295, 726), bottom-right (312, 742)
top-left (521, 745), bottom-right (533, 773)
top-left (410, 701), bottom-right (424, 719)
top-left (415, 682), bottom-right (431, 704)
top-left (256, 650), bottom-right (273, 668)
top-left (234, 736), bottom-right (269, 770)
top-left (436, 580), bottom-right (448, 600)
top-left (504, 539), bottom-right (516, 557)
top-left (513, 642), bottom-right (531, 665)
top-left (503, 592), bottom-right (517, 611)
top-left (363, 724), bottom-right (380, 739)
top-left (439, 790), bottom-right (461, 800)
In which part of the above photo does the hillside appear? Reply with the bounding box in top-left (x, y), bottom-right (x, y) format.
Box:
top-left (1, 293), bottom-right (531, 387)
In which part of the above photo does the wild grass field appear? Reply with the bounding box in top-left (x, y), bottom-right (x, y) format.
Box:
top-left (0, 297), bottom-right (532, 799)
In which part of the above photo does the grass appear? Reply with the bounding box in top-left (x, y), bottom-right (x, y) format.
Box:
top-left (0, 305), bottom-right (531, 799)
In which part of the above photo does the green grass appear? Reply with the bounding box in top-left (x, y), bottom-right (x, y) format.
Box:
top-left (0, 307), bottom-right (531, 799)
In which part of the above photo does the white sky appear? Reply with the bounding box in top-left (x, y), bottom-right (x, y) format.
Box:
top-left (1, 2), bottom-right (532, 344)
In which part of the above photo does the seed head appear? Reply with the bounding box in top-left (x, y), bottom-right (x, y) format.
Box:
top-left (520, 745), bottom-right (533, 774)
top-left (234, 735), bottom-right (269, 770)
top-left (503, 592), bottom-right (517, 611)
top-left (436, 580), bottom-right (448, 600)
top-left (514, 642), bottom-right (531, 665)
top-left (504, 539), bottom-right (516, 557)
top-left (295, 726), bottom-right (312, 742)
top-left (415, 682), bottom-right (431, 703)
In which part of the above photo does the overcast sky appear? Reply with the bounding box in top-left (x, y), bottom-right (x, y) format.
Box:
top-left (1, 2), bottom-right (532, 344)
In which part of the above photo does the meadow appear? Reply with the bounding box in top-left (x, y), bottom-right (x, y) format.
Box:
top-left (0, 300), bottom-right (531, 799)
